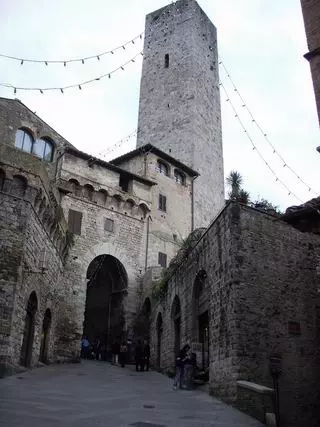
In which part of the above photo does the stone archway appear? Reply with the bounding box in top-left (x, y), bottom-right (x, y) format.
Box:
top-left (39, 308), bottom-right (52, 364)
top-left (171, 296), bottom-right (181, 362)
top-left (83, 255), bottom-right (128, 355)
top-left (156, 312), bottom-right (163, 370)
top-left (192, 270), bottom-right (209, 370)
top-left (20, 291), bottom-right (38, 367)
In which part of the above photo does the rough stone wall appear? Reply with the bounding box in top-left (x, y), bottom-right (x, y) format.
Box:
top-left (0, 158), bottom-right (66, 375)
top-left (57, 170), bottom-right (149, 357)
top-left (136, 0), bottom-right (224, 227)
top-left (0, 97), bottom-right (72, 179)
top-left (235, 205), bottom-right (320, 427)
top-left (148, 203), bottom-right (320, 427)
top-left (301, 0), bottom-right (320, 126)
top-left (149, 203), bottom-right (238, 385)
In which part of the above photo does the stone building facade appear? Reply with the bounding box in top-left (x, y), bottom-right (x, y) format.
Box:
top-left (0, 87), bottom-right (198, 369)
top-left (136, 0), bottom-right (225, 227)
top-left (0, 1), bottom-right (319, 426)
top-left (146, 202), bottom-right (320, 427)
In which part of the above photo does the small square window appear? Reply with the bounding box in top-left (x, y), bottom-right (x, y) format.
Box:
top-left (288, 321), bottom-right (301, 335)
top-left (104, 218), bottom-right (114, 232)
top-left (158, 252), bottom-right (167, 268)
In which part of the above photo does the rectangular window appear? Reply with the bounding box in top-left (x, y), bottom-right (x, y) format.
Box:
top-left (165, 53), bottom-right (169, 68)
top-left (158, 252), bottom-right (167, 268)
top-left (68, 209), bottom-right (82, 235)
top-left (104, 218), bottom-right (114, 232)
top-left (119, 174), bottom-right (132, 192)
top-left (288, 321), bottom-right (301, 335)
top-left (159, 194), bottom-right (167, 212)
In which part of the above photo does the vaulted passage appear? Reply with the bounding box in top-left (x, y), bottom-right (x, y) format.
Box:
top-left (83, 255), bottom-right (128, 350)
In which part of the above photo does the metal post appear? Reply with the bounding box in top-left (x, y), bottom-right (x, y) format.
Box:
top-left (269, 355), bottom-right (282, 427)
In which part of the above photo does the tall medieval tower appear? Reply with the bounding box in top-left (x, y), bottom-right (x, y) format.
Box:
top-left (136, 0), bottom-right (224, 228)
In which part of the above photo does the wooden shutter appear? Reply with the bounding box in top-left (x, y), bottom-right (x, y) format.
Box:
top-left (159, 194), bottom-right (167, 212)
top-left (104, 218), bottom-right (114, 232)
top-left (158, 252), bottom-right (167, 268)
top-left (68, 209), bottom-right (82, 235)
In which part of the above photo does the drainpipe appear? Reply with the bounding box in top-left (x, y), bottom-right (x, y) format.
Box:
top-left (191, 176), bottom-right (196, 231)
top-left (145, 215), bottom-right (152, 271)
top-left (143, 153), bottom-right (148, 176)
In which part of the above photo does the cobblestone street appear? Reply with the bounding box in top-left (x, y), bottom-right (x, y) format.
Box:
top-left (0, 361), bottom-right (263, 427)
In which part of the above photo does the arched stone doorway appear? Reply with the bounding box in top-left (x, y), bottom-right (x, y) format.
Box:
top-left (192, 270), bottom-right (209, 370)
top-left (171, 296), bottom-right (181, 361)
top-left (83, 255), bottom-right (128, 354)
top-left (20, 291), bottom-right (38, 367)
top-left (39, 308), bottom-right (52, 364)
top-left (156, 312), bottom-right (163, 370)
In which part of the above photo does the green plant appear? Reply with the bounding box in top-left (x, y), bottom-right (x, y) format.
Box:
top-left (152, 228), bottom-right (206, 301)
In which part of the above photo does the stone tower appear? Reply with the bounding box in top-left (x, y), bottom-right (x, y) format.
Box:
top-left (136, 0), bottom-right (224, 228)
top-left (300, 0), bottom-right (320, 126)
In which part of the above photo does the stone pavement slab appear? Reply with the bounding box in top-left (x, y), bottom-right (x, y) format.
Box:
top-left (0, 361), bottom-right (263, 427)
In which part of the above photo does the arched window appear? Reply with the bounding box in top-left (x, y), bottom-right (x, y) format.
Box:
top-left (15, 129), bottom-right (33, 153)
top-left (83, 184), bottom-right (94, 201)
top-left (174, 169), bottom-right (185, 185)
top-left (157, 160), bottom-right (169, 176)
top-left (15, 130), bottom-right (54, 162)
top-left (32, 137), bottom-right (54, 161)
top-left (69, 179), bottom-right (81, 196)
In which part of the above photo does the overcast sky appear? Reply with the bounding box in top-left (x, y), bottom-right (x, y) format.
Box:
top-left (0, 0), bottom-right (319, 210)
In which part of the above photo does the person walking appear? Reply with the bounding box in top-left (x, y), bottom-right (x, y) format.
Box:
top-left (81, 337), bottom-right (90, 359)
top-left (143, 340), bottom-right (150, 372)
top-left (119, 341), bottom-right (128, 368)
top-left (173, 344), bottom-right (190, 390)
top-left (135, 340), bottom-right (143, 372)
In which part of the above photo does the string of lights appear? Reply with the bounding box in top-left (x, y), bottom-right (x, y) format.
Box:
top-left (219, 80), bottom-right (304, 204)
top-left (0, 51), bottom-right (143, 94)
top-left (96, 129), bottom-right (138, 160)
top-left (218, 58), bottom-right (317, 196)
top-left (0, 33), bottom-right (143, 66)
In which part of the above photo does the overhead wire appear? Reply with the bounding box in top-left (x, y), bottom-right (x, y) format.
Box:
top-left (220, 80), bottom-right (320, 214)
top-left (0, 33), bottom-right (143, 65)
top-left (0, 51), bottom-right (143, 94)
top-left (218, 58), bottom-right (318, 196)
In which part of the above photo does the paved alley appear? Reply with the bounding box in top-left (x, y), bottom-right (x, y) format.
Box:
top-left (0, 361), bottom-right (263, 427)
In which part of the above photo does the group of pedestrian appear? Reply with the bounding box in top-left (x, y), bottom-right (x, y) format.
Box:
top-left (134, 339), bottom-right (150, 372)
top-left (173, 344), bottom-right (196, 390)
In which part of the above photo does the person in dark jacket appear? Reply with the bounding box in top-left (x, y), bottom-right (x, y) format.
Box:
top-left (135, 340), bottom-right (143, 371)
top-left (173, 344), bottom-right (190, 390)
top-left (119, 341), bottom-right (128, 368)
top-left (142, 340), bottom-right (150, 372)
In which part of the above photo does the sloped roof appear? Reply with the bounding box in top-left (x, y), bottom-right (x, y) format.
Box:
top-left (282, 196), bottom-right (320, 220)
top-left (64, 146), bottom-right (156, 186)
top-left (110, 143), bottom-right (199, 177)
